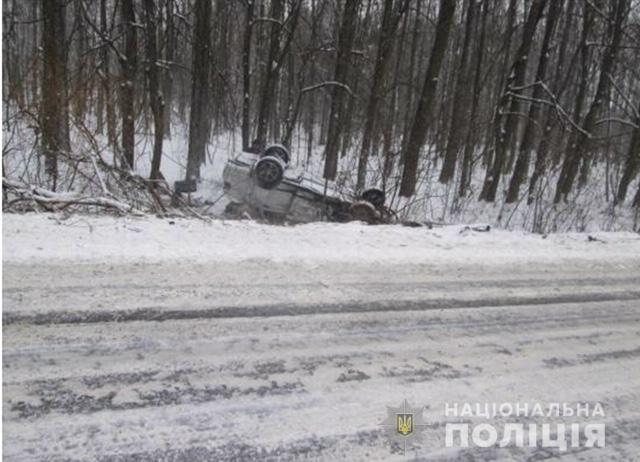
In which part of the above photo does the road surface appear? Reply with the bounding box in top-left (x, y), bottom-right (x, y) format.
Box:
top-left (3, 260), bottom-right (640, 461)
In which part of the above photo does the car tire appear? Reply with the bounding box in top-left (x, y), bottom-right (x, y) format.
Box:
top-left (254, 155), bottom-right (285, 190)
top-left (361, 188), bottom-right (386, 208)
top-left (262, 145), bottom-right (290, 165)
top-left (349, 200), bottom-right (381, 224)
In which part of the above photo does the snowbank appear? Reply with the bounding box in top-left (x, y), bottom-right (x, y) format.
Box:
top-left (3, 213), bottom-right (639, 267)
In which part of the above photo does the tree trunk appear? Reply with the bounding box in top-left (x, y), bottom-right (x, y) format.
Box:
top-left (241, 1), bottom-right (255, 151)
top-left (483, 0), bottom-right (517, 160)
top-left (479, 0), bottom-right (548, 202)
top-left (323, 0), bottom-right (361, 181)
top-left (305, 0), bottom-right (319, 163)
top-left (162, 0), bottom-right (175, 138)
top-left (400, 0), bottom-right (422, 156)
top-left (120, 0), bottom-right (137, 170)
top-left (186, 0), bottom-right (213, 181)
top-left (506, 0), bottom-right (562, 203)
top-left (96, 0), bottom-right (106, 135)
top-left (399, 0), bottom-right (456, 197)
top-left (143, 0), bottom-right (165, 182)
top-left (356, 0), bottom-right (408, 191)
top-left (255, 0), bottom-right (301, 150)
top-left (439, 0), bottom-right (476, 185)
top-left (4, 0), bottom-right (24, 107)
top-left (72, 0), bottom-right (89, 122)
top-left (41, 0), bottom-right (69, 191)
top-left (615, 110), bottom-right (640, 205)
top-left (458, 0), bottom-right (489, 199)
top-left (633, 179), bottom-right (640, 208)
top-left (527, 0), bottom-right (575, 203)
top-left (554, 0), bottom-right (629, 203)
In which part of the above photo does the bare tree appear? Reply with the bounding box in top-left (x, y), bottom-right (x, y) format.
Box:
top-left (41, 0), bottom-right (70, 190)
top-left (479, 0), bottom-right (548, 202)
top-left (555, 0), bottom-right (630, 203)
top-left (458, 0), bottom-right (490, 199)
top-left (120, 0), bottom-right (137, 169)
top-left (163, 0), bottom-right (176, 138)
top-left (439, 0), bottom-right (476, 185)
top-left (143, 0), bottom-right (165, 182)
top-left (399, 0), bottom-right (456, 197)
top-left (506, 0), bottom-right (563, 203)
top-left (527, 0), bottom-right (577, 204)
top-left (254, 0), bottom-right (301, 150)
top-left (186, 0), bottom-right (213, 181)
top-left (96, 0), bottom-right (117, 153)
top-left (241, 0), bottom-right (255, 151)
top-left (323, 0), bottom-right (361, 181)
top-left (356, 0), bottom-right (409, 191)
top-left (615, 101), bottom-right (640, 205)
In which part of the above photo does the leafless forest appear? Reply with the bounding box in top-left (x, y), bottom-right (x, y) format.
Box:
top-left (2, 0), bottom-right (640, 230)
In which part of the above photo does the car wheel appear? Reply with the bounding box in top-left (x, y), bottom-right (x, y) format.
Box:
top-left (254, 155), bottom-right (285, 190)
top-left (361, 188), bottom-right (386, 208)
top-left (349, 200), bottom-right (381, 224)
top-left (262, 145), bottom-right (290, 165)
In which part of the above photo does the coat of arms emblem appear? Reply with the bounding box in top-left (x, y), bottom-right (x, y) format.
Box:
top-left (381, 399), bottom-right (427, 453)
top-left (397, 413), bottom-right (413, 436)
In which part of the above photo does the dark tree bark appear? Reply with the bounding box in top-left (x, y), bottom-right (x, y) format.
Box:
top-left (41, 0), bottom-right (70, 190)
top-left (479, 0), bottom-right (548, 202)
top-left (255, 0), bottom-right (284, 149)
top-left (72, 0), bottom-right (89, 122)
top-left (633, 179), bottom-right (640, 209)
top-left (399, 0), bottom-right (456, 197)
top-left (143, 0), bottom-right (165, 182)
top-left (615, 110), bottom-right (640, 205)
top-left (439, 0), bottom-right (476, 185)
top-left (527, 0), bottom-right (576, 203)
top-left (382, 7), bottom-right (408, 191)
top-left (554, 0), bottom-right (629, 203)
top-left (162, 0), bottom-right (176, 138)
top-left (304, 0), bottom-right (321, 162)
top-left (120, 0), bottom-right (137, 169)
top-left (323, 0), bottom-right (361, 181)
top-left (186, 0), bottom-right (212, 181)
top-left (562, 5), bottom-right (595, 172)
top-left (98, 0), bottom-right (118, 154)
top-left (458, 0), bottom-right (489, 199)
top-left (255, 0), bottom-right (301, 150)
top-left (506, 0), bottom-right (562, 203)
top-left (241, 0), bottom-right (255, 151)
top-left (356, 0), bottom-right (409, 191)
top-left (96, 0), bottom-right (106, 134)
top-left (483, 0), bottom-right (517, 159)
top-left (4, 0), bottom-right (24, 107)
top-left (400, 0), bottom-right (422, 155)
top-left (213, 0), bottom-right (231, 133)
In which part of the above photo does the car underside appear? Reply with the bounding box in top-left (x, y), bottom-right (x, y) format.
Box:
top-left (222, 144), bottom-right (395, 224)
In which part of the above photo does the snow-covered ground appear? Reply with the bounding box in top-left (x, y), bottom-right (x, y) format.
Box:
top-left (4, 211), bottom-right (640, 461)
top-left (4, 242), bottom-right (640, 461)
top-left (3, 212), bottom-right (640, 267)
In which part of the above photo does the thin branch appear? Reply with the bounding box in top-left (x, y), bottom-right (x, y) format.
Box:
top-left (608, 74), bottom-right (640, 119)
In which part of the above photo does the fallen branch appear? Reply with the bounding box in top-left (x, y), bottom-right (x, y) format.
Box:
top-left (3, 178), bottom-right (145, 215)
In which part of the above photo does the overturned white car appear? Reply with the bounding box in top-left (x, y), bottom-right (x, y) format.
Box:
top-left (222, 144), bottom-right (393, 224)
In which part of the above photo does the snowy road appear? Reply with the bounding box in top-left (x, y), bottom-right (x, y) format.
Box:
top-left (3, 258), bottom-right (640, 461)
